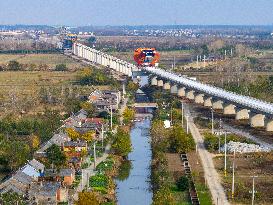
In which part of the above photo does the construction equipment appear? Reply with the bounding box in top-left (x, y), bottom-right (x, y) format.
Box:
top-left (134, 48), bottom-right (160, 67)
top-left (63, 33), bottom-right (77, 50)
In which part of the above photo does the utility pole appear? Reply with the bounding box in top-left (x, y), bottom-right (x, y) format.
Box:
top-left (122, 82), bottom-right (126, 99)
top-left (173, 56), bottom-right (176, 69)
top-left (249, 176), bottom-right (258, 205)
top-left (211, 108), bottom-right (214, 134)
top-left (87, 172), bottom-right (89, 189)
top-left (224, 132), bottom-right (227, 177)
top-left (232, 149), bottom-right (236, 199)
top-left (196, 55), bottom-right (199, 67)
top-left (93, 142), bottom-right (97, 169)
top-left (181, 101), bottom-right (184, 127)
top-left (110, 105), bottom-right (113, 131)
top-left (170, 104), bottom-right (173, 125)
top-left (101, 124), bottom-right (104, 150)
top-left (186, 115), bottom-right (189, 134)
top-left (203, 55), bottom-right (206, 68)
top-left (218, 118), bottom-right (222, 153)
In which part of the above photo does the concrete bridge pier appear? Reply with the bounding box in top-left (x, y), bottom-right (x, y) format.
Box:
top-left (223, 104), bottom-right (236, 115)
top-left (177, 87), bottom-right (186, 97)
top-left (265, 118), bottom-right (273, 132)
top-left (186, 90), bottom-right (195, 100)
top-left (250, 113), bottom-right (265, 128)
top-left (235, 108), bottom-right (250, 120)
top-left (204, 97), bottom-right (212, 107)
top-left (151, 77), bottom-right (157, 86)
top-left (212, 100), bottom-right (224, 110)
top-left (194, 93), bottom-right (205, 104)
top-left (163, 82), bottom-right (171, 90)
top-left (170, 84), bottom-right (178, 94)
top-left (157, 79), bottom-right (164, 87)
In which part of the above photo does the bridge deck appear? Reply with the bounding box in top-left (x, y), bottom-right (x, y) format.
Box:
top-left (143, 67), bottom-right (273, 116)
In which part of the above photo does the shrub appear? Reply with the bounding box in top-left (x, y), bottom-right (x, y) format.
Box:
top-left (176, 176), bottom-right (189, 191)
top-left (55, 64), bottom-right (67, 71)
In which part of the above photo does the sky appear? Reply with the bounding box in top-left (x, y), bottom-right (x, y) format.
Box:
top-left (0, 0), bottom-right (273, 26)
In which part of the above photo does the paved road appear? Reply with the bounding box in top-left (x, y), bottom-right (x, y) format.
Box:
top-left (73, 144), bottom-right (111, 201)
top-left (222, 124), bottom-right (273, 150)
top-left (184, 103), bottom-right (230, 205)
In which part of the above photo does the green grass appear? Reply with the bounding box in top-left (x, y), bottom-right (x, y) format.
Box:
top-left (170, 184), bottom-right (192, 205)
top-left (195, 183), bottom-right (213, 205)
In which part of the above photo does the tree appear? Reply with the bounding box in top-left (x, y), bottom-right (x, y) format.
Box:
top-left (7, 60), bottom-right (21, 71)
top-left (169, 125), bottom-right (195, 153)
top-left (66, 128), bottom-right (80, 141)
top-left (176, 176), bottom-right (189, 191)
top-left (55, 64), bottom-right (67, 71)
top-left (0, 191), bottom-right (26, 205)
top-left (153, 186), bottom-right (175, 205)
top-left (80, 102), bottom-right (96, 117)
top-left (201, 44), bottom-right (209, 56)
top-left (81, 131), bottom-right (95, 143)
top-left (150, 120), bottom-right (170, 152)
top-left (2, 141), bottom-right (30, 171)
top-left (88, 36), bottom-right (96, 44)
top-left (122, 107), bottom-right (135, 125)
top-left (46, 144), bottom-right (66, 168)
top-left (116, 160), bottom-right (132, 181)
top-left (112, 127), bottom-right (132, 158)
top-left (76, 191), bottom-right (100, 205)
top-left (31, 135), bottom-right (40, 150)
top-left (127, 81), bottom-right (139, 93)
top-left (64, 97), bottom-right (82, 114)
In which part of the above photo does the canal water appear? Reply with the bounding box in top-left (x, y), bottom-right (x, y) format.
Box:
top-left (116, 119), bottom-right (152, 205)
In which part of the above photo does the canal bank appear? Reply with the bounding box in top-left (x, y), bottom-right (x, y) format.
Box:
top-left (115, 119), bottom-right (152, 205)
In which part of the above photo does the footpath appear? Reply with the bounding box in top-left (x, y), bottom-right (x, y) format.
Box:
top-left (184, 103), bottom-right (230, 205)
top-left (73, 97), bottom-right (128, 201)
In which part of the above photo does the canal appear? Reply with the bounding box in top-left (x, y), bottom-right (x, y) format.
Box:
top-left (116, 119), bottom-right (152, 205)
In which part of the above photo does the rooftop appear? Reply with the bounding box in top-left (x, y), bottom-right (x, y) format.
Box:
top-left (64, 140), bottom-right (87, 147)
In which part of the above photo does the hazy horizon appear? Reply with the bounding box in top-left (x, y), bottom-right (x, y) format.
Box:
top-left (0, 0), bottom-right (273, 26)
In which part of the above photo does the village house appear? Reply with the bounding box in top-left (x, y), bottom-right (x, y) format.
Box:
top-left (29, 181), bottom-right (68, 205)
top-left (40, 168), bottom-right (75, 187)
top-left (75, 117), bottom-right (105, 136)
top-left (63, 141), bottom-right (88, 153)
top-left (89, 90), bottom-right (121, 111)
top-left (0, 159), bottom-right (44, 195)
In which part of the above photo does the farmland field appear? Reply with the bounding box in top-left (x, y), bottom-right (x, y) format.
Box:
top-left (0, 53), bottom-right (82, 69)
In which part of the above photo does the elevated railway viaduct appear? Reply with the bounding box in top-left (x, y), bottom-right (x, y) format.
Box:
top-left (72, 43), bottom-right (273, 132)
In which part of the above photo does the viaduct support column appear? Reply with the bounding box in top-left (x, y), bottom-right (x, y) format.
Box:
top-left (204, 97), bottom-right (212, 107)
top-left (195, 93), bottom-right (204, 104)
top-left (163, 82), bottom-right (171, 90)
top-left (250, 113), bottom-right (265, 128)
top-left (266, 118), bottom-right (273, 132)
top-left (170, 85), bottom-right (178, 94)
top-left (186, 90), bottom-right (195, 100)
top-left (223, 104), bottom-right (236, 115)
top-left (157, 79), bottom-right (164, 87)
top-left (235, 108), bottom-right (250, 120)
top-left (177, 87), bottom-right (186, 97)
top-left (212, 100), bottom-right (224, 110)
top-left (151, 77), bottom-right (157, 86)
